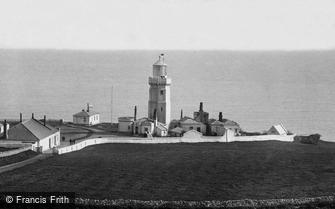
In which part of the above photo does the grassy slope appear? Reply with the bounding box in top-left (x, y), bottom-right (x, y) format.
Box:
top-left (0, 147), bottom-right (16, 152)
top-left (0, 141), bottom-right (334, 201)
top-left (0, 150), bottom-right (39, 167)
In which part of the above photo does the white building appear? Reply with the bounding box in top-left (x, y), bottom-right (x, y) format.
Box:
top-left (210, 119), bottom-right (241, 136)
top-left (73, 104), bottom-right (100, 126)
top-left (118, 117), bottom-right (134, 133)
top-left (133, 117), bottom-right (155, 136)
top-left (154, 122), bottom-right (168, 137)
top-left (132, 117), bottom-right (168, 137)
top-left (210, 120), bottom-right (226, 136)
top-left (0, 123), bottom-right (9, 135)
top-left (267, 124), bottom-right (288, 135)
top-left (7, 118), bottom-right (60, 153)
top-left (148, 54), bottom-right (171, 126)
top-left (180, 118), bottom-right (206, 134)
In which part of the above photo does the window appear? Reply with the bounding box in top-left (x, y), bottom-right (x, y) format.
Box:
top-left (197, 127), bottom-right (201, 132)
top-left (144, 128), bottom-right (148, 132)
top-left (54, 136), bottom-right (57, 145)
top-left (160, 90), bottom-right (164, 95)
top-left (161, 107), bottom-right (163, 112)
top-left (83, 117), bottom-right (86, 122)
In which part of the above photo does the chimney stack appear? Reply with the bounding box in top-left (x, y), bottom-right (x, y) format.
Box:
top-left (32, 113), bottom-right (34, 119)
top-left (20, 113), bottom-right (22, 123)
top-left (199, 102), bottom-right (203, 112)
top-left (43, 115), bottom-right (46, 126)
top-left (134, 106), bottom-right (137, 121)
top-left (87, 103), bottom-right (90, 112)
top-left (219, 112), bottom-right (223, 122)
top-left (180, 109), bottom-right (183, 120)
top-left (153, 109), bottom-right (157, 127)
top-left (3, 120), bottom-right (8, 139)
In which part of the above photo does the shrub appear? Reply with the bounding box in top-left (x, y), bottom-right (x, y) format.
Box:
top-left (294, 134), bottom-right (321, 145)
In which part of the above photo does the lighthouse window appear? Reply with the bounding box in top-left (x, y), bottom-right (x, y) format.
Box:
top-left (160, 90), bottom-right (164, 95)
top-left (161, 107), bottom-right (163, 112)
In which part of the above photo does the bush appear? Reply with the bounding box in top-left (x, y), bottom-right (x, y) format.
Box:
top-left (294, 134), bottom-right (321, 145)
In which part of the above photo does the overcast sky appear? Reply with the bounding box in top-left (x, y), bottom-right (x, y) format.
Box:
top-left (0, 0), bottom-right (334, 50)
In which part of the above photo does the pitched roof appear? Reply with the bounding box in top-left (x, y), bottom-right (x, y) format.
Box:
top-left (8, 119), bottom-right (59, 142)
top-left (170, 127), bottom-right (183, 134)
top-left (156, 122), bottom-right (168, 131)
top-left (269, 124), bottom-right (288, 135)
top-left (179, 116), bottom-right (193, 122)
top-left (73, 110), bottom-right (99, 117)
top-left (180, 118), bottom-right (203, 125)
top-left (118, 117), bottom-right (134, 122)
top-left (210, 119), bottom-right (240, 127)
top-left (210, 120), bottom-right (225, 126)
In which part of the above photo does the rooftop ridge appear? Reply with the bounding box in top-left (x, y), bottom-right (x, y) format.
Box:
top-left (21, 121), bottom-right (40, 142)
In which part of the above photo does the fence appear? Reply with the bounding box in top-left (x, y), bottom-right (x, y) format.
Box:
top-left (56, 133), bottom-right (295, 155)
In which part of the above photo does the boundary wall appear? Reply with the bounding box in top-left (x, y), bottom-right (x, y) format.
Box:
top-left (57, 134), bottom-right (295, 155)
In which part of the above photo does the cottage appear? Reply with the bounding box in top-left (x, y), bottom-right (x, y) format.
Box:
top-left (118, 117), bottom-right (134, 133)
top-left (267, 124), bottom-right (288, 135)
top-left (155, 122), bottom-right (168, 137)
top-left (210, 112), bottom-right (241, 136)
top-left (73, 104), bottom-right (100, 126)
top-left (7, 118), bottom-right (60, 153)
top-left (133, 117), bottom-right (155, 136)
top-left (210, 120), bottom-right (226, 136)
top-left (170, 127), bottom-right (184, 137)
top-left (180, 118), bottom-right (206, 134)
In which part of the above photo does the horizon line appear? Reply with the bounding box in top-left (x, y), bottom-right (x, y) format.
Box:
top-left (1, 47), bottom-right (335, 53)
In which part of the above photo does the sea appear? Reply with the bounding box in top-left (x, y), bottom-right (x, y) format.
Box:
top-left (0, 49), bottom-right (334, 141)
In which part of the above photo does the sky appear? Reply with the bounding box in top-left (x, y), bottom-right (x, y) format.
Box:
top-left (0, 0), bottom-right (334, 50)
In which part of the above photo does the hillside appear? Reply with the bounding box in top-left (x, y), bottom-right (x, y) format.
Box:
top-left (0, 141), bottom-right (334, 201)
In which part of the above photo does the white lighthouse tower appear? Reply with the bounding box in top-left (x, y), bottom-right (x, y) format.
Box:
top-left (148, 54), bottom-right (171, 125)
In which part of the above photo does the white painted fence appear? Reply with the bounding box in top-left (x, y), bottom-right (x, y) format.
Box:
top-left (56, 133), bottom-right (295, 155)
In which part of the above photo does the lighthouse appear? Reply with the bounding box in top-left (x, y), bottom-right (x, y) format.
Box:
top-left (148, 54), bottom-right (171, 125)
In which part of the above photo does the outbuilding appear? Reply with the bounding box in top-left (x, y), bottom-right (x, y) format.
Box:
top-left (267, 124), bottom-right (288, 135)
top-left (73, 105), bottom-right (100, 126)
top-left (7, 118), bottom-right (60, 153)
top-left (118, 117), bottom-right (134, 133)
top-left (180, 118), bottom-right (206, 134)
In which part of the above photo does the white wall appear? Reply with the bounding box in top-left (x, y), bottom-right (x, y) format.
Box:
top-left (73, 116), bottom-right (89, 125)
top-left (73, 114), bottom-right (99, 126)
top-left (181, 123), bottom-right (206, 134)
top-left (210, 125), bottom-right (225, 136)
top-left (32, 131), bottom-right (60, 152)
top-left (118, 121), bottom-right (133, 132)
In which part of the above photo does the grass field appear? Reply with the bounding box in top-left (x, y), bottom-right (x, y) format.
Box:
top-left (0, 147), bottom-right (16, 152)
top-left (0, 150), bottom-right (38, 167)
top-left (0, 141), bottom-right (335, 201)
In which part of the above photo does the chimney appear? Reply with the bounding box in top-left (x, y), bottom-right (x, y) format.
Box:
top-left (154, 109), bottom-right (157, 127)
top-left (32, 113), bottom-right (34, 119)
top-left (219, 112), bottom-right (223, 122)
top-left (3, 120), bottom-right (8, 139)
top-left (43, 115), bottom-right (46, 126)
top-left (199, 102), bottom-right (203, 112)
top-left (20, 113), bottom-right (22, 123)
top-left (134, 106), bottom-right (137, 121)
top-left (87, 103), bottom-right (90, 112)
top-left (180, 109), bottom-right (183, 120)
